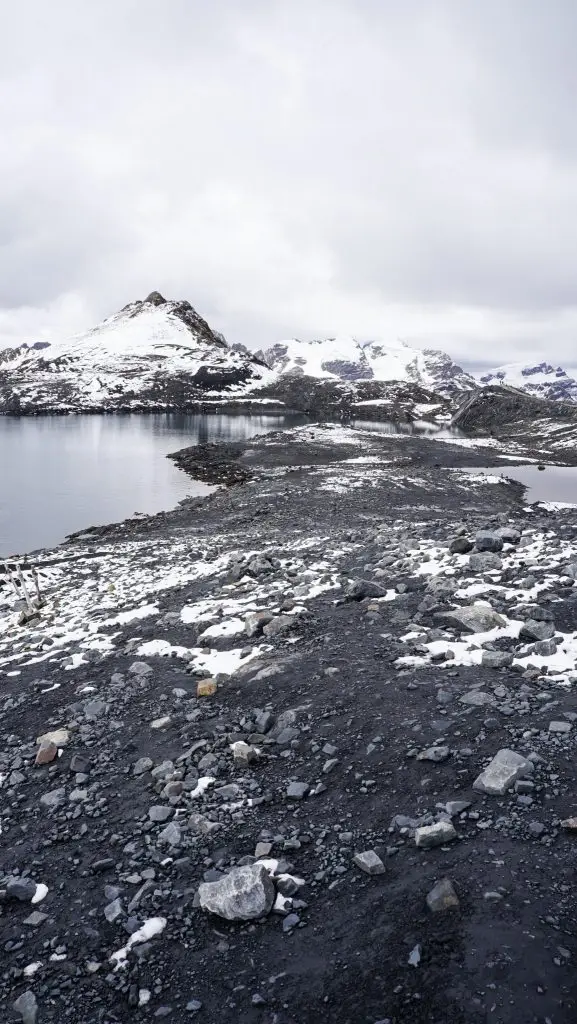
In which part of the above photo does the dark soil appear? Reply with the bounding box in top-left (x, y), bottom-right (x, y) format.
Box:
top-left (1, 426), bottom-right (577, 1024)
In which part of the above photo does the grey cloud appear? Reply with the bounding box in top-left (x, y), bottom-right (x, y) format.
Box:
top-left (1, 0), bottom-right (577, 364)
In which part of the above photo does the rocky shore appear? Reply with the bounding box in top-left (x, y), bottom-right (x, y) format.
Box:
top-left (1, 424), bottom-right (577, 1023)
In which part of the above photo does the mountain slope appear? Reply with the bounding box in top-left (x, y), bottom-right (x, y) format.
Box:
top-left (0, 292), bottom-right (273, 413)
top-left (480, 361), bottom-right (577, 402)
top-left (256, 336), bottom-right (476, 397)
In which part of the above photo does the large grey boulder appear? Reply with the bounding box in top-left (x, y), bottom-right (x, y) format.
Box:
top-left (436, 604), bottom-right (505, 634)
top-left (344, 579), bottom-right (389, 602)
top-left (494, 526), bottom-right (521, 545)
top-left (475, 531), bottom-right (504, 552)
top-left (473, 749), bottom-right (533, 796)
top-left (481, 650), bottom-right (514, 669)
top-left (469, 552), bottom-right (503, 572)
top-left (198, 863), bottom-right (275, 921)
top-left (415, 821), bottom-right (457, 848)
top-left (519, 619), bottom-right (555, 642)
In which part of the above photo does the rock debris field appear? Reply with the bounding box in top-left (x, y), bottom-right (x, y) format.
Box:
top-left (1, 423), bottom-right (577, 1024)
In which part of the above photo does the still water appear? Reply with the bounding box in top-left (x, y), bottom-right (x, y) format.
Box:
top-left (0, 413), bottom-right (307, 556)
top-left (462, 464), bottom-right (577, 506)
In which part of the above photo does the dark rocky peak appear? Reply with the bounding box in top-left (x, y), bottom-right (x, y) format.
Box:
top-left (144, 290), bottom-right (167, 306)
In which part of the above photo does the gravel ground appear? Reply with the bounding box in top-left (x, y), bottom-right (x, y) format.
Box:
top-left (1, 424), bottom-right (577, 1024)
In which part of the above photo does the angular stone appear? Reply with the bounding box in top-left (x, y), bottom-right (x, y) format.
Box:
top-left (519, 619), bottom-right (555, 642)
top-left (36, 728), bottom-right (69, 747)
top-left (254, 710), bottom-right (274, 734)
top-left (197, 679), bottom-right (217, 697)
top-left (415, 821), bottom-right (457, 848)
top-left (473, 748), bottom-right (533, 796)
top-left (35, 741), bottom-right (58, 766)
top-left (150, 716), bottom-right (172, 730)
top-left (353, 850), bottom-right (386, 875)
top-left (245, 611), bottom-right (274, 638)
top-left (438, 604), bottom-right (505, 634)
top-left (13, 989), bottom-right (38, 1024)
top-left (129, 661), bottom-right (153, 677)
top-left (39, 787), bottom-right (66, 809)
top-left (344, 579), bottom-right (389, 601)
top-left (198, 863), bottom-right (275, 921)
top-left (481, 651), bottom-right (514, 669)
top-left (549, 721), bottom-right (571, 734)
top-left (148, 805), bottom-right (173, 823)
top-left (263, 615), bottom-right (294, 638)
top-left (84, 700), bottom-right (108, 720)
top-left (560, 817), bottom-right (577, 831)
top-left (475, 531), bottom-right (504, 552)
top-left (417, 746), bottom-right (450, 762)
top-left (459, 690), bottom-right (495, 707)
top-left (23, 911), bottom-right (47, 927)
top-left (286, 782), bottom-right (309, 800)
top-left (231, 741), bottom-right (258, 765)
top-left (133, 757), bottom-right (154, 776)
top-left (534, 639), bottom-right (557, 656)
top-left (494, 526), bottom-right (521, 545)
top-left (469, 552), bottom-right (503, 572)
top-left (449, 537), bottom-right (473, 554)
top-left (104, 898), bottom-right (123, 923)
top-left (426, 878), bottom-right (459, 912)
top-left (7, 878), bottom-right (37, 902)
top-left (158, 822), bottom-right (182, 846)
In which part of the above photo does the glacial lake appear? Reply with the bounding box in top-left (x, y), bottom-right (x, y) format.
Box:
top-left (462, 464), bottom-right (577, 507)
top-left (0, 412), bottom-right (308, 557)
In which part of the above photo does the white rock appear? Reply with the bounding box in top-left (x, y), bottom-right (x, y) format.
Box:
top-left (198, 863), bottom-right (275, 921)
top-left (415, 821), bottom-right (457, 848)
top-left (473, 749), bottom-right (533, 796)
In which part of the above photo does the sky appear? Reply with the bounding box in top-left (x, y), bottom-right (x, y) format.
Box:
top-left (1, 0), bottom-right (577, 370)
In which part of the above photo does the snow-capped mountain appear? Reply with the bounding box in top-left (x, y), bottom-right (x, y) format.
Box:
top-left (479, 362), bottom-right (577, 403)
top-left (0, 292), bottom-right (273, 413)
top-left (256, 336), bottom-right (476, 398)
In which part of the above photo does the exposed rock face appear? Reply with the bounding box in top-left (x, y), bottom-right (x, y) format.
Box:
top-left (452, 382), bottom-right (577, 434)
top-left (481, 361), bottom-right (577, 402)
top-left (0, 294), bottom-right (272, 414)
top-left (257, 336), bottom-right (476, 397)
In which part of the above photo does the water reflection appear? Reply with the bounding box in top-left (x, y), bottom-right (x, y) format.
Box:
top-left (0, 412), bottom-right (307, 556)
top-left (352, 419), bottom-right (464, 437)
top-left (460, 464), bottom-right (577, 506)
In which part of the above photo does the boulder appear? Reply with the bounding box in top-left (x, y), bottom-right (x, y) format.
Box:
top-left (415, 821), bottom-right (457, 848)
top-left (344, 579), bottom-right (389, 602)
top-left (473, 749), bottom-right (533, 795)
top-left (449, 537), bottom-right (473, 554)
top-left (481, 650), bottom-right (514, 669)
top-left (353, 850), bottom-right (386, 875)
top-left (475, 531), bottom-right (504, 552)
top-left (519, 619), bottom-right (555, 642)
top-left (436, 604), bottom-right (505, 634)
top-left (469, 552), bottom-right (503, 572)
top-left (426, 878), bottom-right (459, 912)
top-left (494, 526), bottom-right (521, 545)
top-left (198, 863), bottom-right (275, 921)
top-left (245, 611), bottom-right (274, 638)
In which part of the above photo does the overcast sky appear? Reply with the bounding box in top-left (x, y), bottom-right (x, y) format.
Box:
top-left (1, 0), bottom-right (577, 369)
